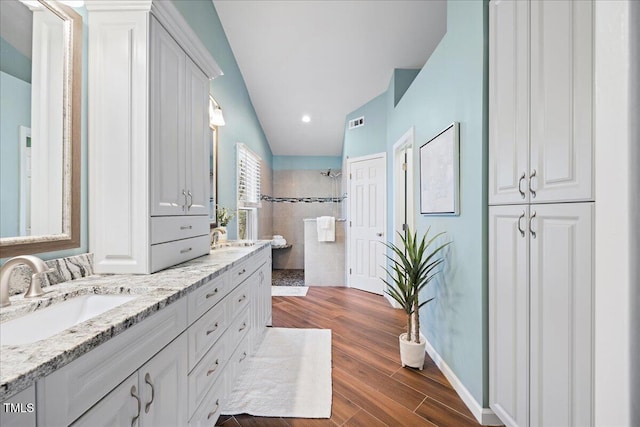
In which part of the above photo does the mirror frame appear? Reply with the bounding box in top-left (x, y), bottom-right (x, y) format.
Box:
top-left (0, 0), bottom-right (82, 258)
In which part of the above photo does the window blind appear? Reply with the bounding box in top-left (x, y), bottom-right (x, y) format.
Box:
top-left (237, 143), bottom-right (262, 208)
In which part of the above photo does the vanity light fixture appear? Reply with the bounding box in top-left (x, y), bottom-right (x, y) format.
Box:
top-left (209, 96), bottom-right (226, 127)
top-left (302, 115), bottom-right (311, 123)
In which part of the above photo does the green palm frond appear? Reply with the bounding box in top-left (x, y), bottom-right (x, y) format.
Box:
top-left (382, 227), bottom-right (451, 343)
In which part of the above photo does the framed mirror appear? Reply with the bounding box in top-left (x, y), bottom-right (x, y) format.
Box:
top-left (0, 0), bottom-right (82, 258)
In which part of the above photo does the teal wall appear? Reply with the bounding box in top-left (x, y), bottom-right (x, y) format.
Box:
top-left (342, 0), bottom-right (488, 407)
top-left (0, 7), bottom-right (89, 261)
top-left (172, 0), bottom-right (273, 239)
top-left (0, 71), bottom-right (31, 238)
top-left (273, 155), bottom-right (341, 171)
top-left (393, 68), bottom-right (420, 107)
top-left (342, 92), bottom-right (387, 160)
top-left (0, 37), bottom-right (32, 83)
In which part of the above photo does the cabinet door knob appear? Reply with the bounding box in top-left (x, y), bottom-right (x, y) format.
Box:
top-left (182, 189), bottom-right (188, 210)
top-left (529, 169), bottom-right (537, 198)
top-left (518, 172), bottom-right (526, 199)
top-left (144, 373), bottom-right (155, 414)
top-left (529, 211), bottom-right (537, 239)
top-left (187, 190), bottom-right (193, 210)
top-left (130, 385), bottom-right (141, 427)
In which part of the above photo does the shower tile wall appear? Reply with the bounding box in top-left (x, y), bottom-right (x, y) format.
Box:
top-left (272, 169), bottom-right (342, 269)
top-left (258, 159), bottom-right (273, 240)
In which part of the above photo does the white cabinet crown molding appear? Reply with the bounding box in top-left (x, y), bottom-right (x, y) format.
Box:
top-left (85, 0), bottom-right (223, 79)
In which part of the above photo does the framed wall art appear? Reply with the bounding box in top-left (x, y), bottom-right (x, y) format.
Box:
top-left (419, 122), bottom-right (460, 215)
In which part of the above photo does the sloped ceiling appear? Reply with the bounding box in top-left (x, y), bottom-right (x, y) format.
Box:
top-left (214, 0), bottom-right (447, 156)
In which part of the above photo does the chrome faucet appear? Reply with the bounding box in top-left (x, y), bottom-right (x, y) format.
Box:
top-left (0, 255), bottom-right (51, 307)
top-left (210, 227), bottom-right (227, 247)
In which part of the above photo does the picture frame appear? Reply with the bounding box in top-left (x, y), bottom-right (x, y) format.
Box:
top-left (419, 122), bottom-right (460, 215)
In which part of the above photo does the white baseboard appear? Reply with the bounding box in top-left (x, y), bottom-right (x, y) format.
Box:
top-left (424, 339), bottom-right (503, 426)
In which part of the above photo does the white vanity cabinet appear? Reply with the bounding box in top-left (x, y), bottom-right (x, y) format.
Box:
top-left (87, 0), bottom-right (222, 274)
top-left (32, 245), bottom-right (271, 426)
top-left (72, 334), bottom-right (188, 427)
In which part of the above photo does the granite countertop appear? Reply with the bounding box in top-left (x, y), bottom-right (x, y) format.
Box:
top-left (0, 242), bottom-right (269, 401)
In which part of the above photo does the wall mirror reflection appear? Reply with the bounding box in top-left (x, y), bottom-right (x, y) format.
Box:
top-left (0, 0), bottom-right (82, 258)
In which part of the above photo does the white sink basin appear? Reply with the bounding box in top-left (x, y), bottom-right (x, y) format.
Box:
top-left (0, 294), bottom-right (136, 346)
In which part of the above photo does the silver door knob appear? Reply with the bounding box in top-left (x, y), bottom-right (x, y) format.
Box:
top-left (376, 232), bottom-right (383, 237)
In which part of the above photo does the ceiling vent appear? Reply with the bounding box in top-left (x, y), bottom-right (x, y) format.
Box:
top-left (348, 116), bottom-right (365, 130)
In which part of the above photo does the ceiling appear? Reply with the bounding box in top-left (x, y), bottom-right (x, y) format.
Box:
top-left (213, 0), bottom-right (447, 157)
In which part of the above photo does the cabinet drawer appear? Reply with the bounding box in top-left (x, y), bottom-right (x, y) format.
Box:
top-left (225, 280), bottom-right (251, 325)
top-left (226, 309), bottom-right (250, 355)
top-left (188, 334), bottom-right (229, 417)
top-left (188, 304), bottom-right (226, 372)
top-left (187, 272), bottom-right (230, 324)
top-left (227, 333), bottom-right (250, 392)
top-left (151, 216), bottom-right (209, 245)
top-left (230, 258), bottom-right (253, 288)
top-left (188, 370), bottom-right (226, 427)
top-left (151, 235), bottom-right (210, 273)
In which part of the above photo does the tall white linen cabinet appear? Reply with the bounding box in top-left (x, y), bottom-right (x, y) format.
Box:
top-left (87, 1), bottom-right (222, 274)
top-left (488, 1), bottom-right (594, 426)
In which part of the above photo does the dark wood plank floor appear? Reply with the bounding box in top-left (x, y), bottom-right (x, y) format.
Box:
top-left (217, 287), bottom-right (483, 427)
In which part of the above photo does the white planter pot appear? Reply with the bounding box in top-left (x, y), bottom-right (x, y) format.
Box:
top-left (218, 226), bottom-right (228, 242)
top-left (399, 333), bottom-right (426, 370)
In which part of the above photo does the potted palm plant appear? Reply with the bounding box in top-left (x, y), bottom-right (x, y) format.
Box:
top-left (382, 227), bottom-right (450, 369)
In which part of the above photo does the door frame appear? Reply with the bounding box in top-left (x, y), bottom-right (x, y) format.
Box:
top-left (346, 152), bottom-right (387, 290)
top-left (388, 128), bottom-right (415, 307)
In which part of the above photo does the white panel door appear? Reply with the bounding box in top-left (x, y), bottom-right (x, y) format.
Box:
top-left (489, 0), bottom-right (530, 205)
top-left (150, 17), bottom-right (186, 216)
top-left (348, 155), bottom-right (386, 295)
top-left (139, 334), bottom-right (188, 427)
top-left (489, 205), bottom-right (529, 427)
top-left (530, 0), bottom-right (593, 203)
top-left (70, 374), bottom-right (139, 427)
top-left (184, 57), bottom-right (210, 216)
top-left (529, 202), bottom-right (593, 427)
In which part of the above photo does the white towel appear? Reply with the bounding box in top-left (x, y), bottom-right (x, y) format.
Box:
top-left (316, 216), bottom-right (335, 242)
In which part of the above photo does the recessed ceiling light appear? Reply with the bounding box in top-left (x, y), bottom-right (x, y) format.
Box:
top-left (301, 115), bottom-right (311, 123)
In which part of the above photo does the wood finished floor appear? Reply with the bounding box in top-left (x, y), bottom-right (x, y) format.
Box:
top-left (217, 287), bottom-right (483, 427)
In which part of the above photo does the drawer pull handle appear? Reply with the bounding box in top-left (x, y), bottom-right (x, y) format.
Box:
top-left (144, 373), bottom-right (155, 414)
top-left (179, 225), bottom-right (192, 230)
top-left (205, 288), bottom-right (219, 299)
top-left (238, 295), bottom-right (246, 303)
top-left (239, 322), bottom-right (247, 332)
top-left (180, 247), bottom-right (192, 254)
top-left (239, 351), bottom-right (247, 362)
top-left (238, 268), bottom-right (246, 276)
top-left (207, 399), bottom-right (220, 420)
top-left (206, 322), bottom-right (219, 335)
top-left (206, 359), bottom-right (220, 376)
top-left (130, 385), bottom-right (141, 427)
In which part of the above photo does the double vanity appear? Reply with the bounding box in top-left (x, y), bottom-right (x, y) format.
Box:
top-left (1, 243), bottom-right (272, 426)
